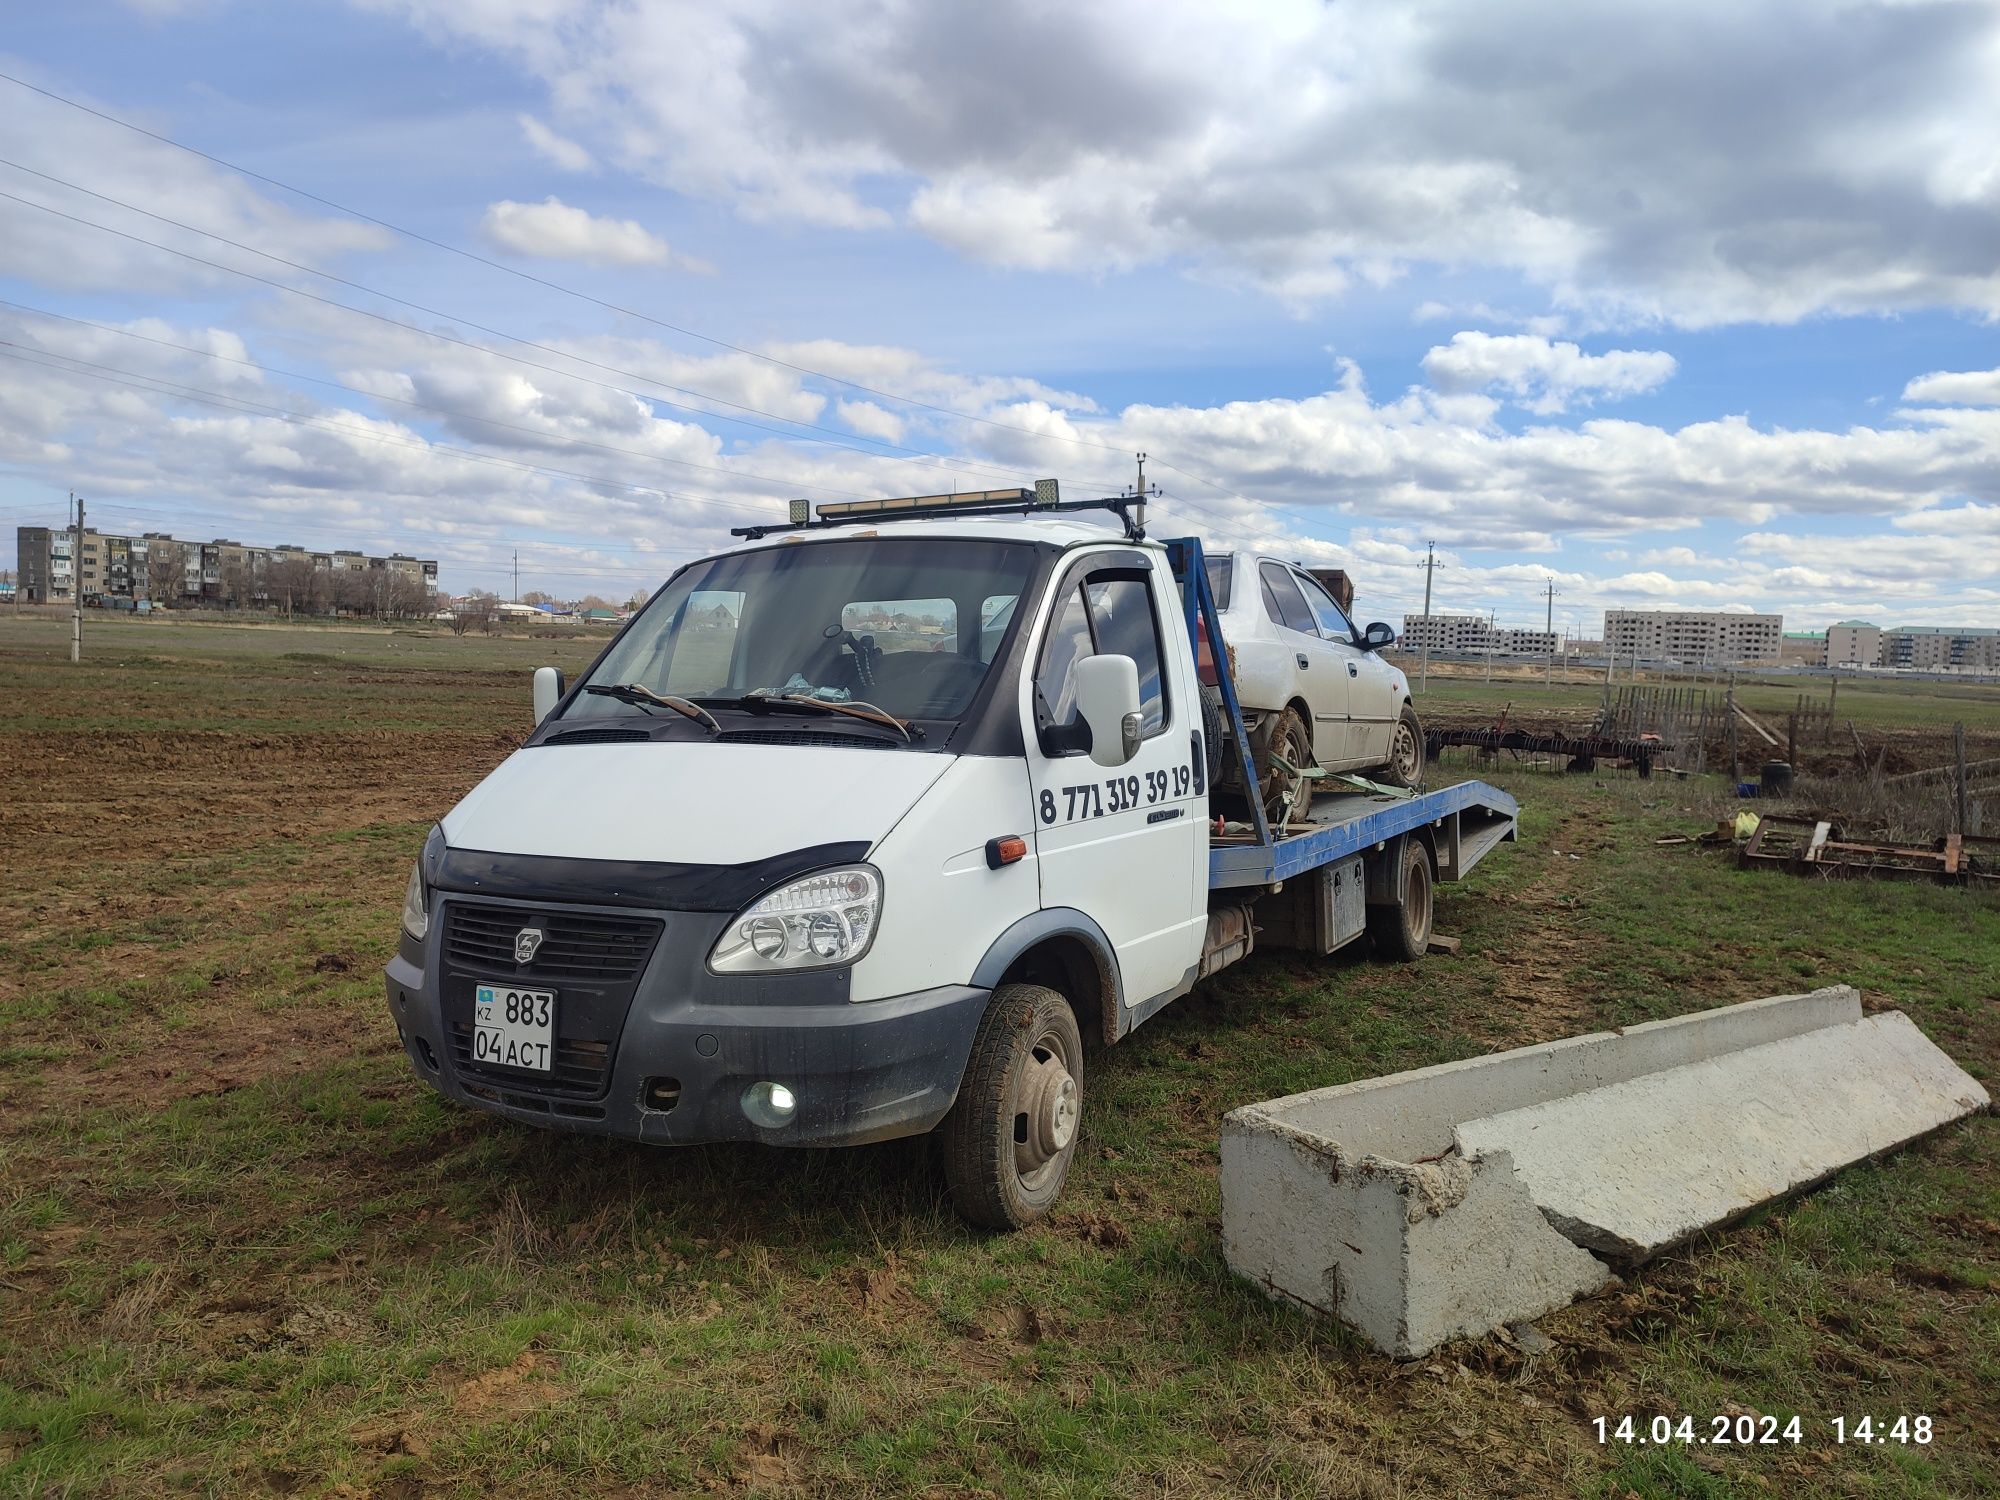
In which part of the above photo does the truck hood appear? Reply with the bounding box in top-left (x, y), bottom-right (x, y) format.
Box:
top-left (440, 741), bottom-right (954, 865)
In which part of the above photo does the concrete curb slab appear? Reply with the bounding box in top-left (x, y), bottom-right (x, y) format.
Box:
top-left (1221, 986), bottom-right (1990, 1357)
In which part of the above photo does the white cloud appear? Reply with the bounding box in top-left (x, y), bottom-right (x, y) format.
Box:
top-left (480, 197), bottom-right (705, 270)
top-left (7, 292), bottom-right (2000, 624)
top-left (1903, 368), bottom-right (2000, 406)
top-left (1421, 332), bottom-right (1677, 413)
top-left (359, 0), bottom-right (2000, 325)
top-left (836, 400), bottom-right (906, 444)
top-left (518, 114), bottom-right (595, 173)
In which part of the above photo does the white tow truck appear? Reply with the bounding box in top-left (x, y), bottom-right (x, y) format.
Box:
top-left (385, 484), bottom-right (1517, 1227)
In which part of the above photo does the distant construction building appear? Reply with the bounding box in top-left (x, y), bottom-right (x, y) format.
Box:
top-left (1821, 620), bottom-right (1998, 672)
top-left (14, 524), bottom-right (437, 613)
top-left (1401, 613), bottom-right (1556, 656)
top-left (1602, 609), bottom-right (1783, 664)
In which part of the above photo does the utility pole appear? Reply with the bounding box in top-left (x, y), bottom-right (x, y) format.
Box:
top-left (1542, 577), bottom-right (1558, 689)
top-left (70, 491), bottom-right (84, 663)
top-left (1484, 607), bottom-right (1495, 684)
top-left (1126, 452), bottom-right (1157, 535)
top-left (1418, 539), bottom-right (1436, 693)
top-left (512, 548), bottom-right (520, 603)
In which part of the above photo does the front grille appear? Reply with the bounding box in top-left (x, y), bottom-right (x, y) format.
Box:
top-left (438, 900), bottom-right (665, 1101)
top-left (443, 905), bottom-right (660, 979)
top-left (448, 1025), bottom-right (611, 1095)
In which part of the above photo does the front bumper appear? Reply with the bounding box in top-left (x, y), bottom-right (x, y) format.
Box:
top-left (384, 906), bottom-right (989, 1148)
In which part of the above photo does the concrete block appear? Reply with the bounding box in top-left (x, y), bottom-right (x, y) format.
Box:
top-left (1454, 1010), bottom-right (1990, 1260)
top-left (1221, 986), bottom-right (1989, 1357)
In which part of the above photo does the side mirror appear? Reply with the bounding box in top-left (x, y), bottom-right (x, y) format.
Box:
top-left (1361, 622), bottom-right (1396, 652)
top-left (532, 666), bottom-right (564, 724)
top-left (1074, 654), bottom-right (1143, 767)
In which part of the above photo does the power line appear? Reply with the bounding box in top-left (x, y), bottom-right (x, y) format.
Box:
top-left (0, 342), bottom-right (783, 527)
top-left (0, 75), bottom-right (1293, 526)
top-left (0, 71), bottom-right (1185, 461)
top-left (0, 298), bottom-right (890, 502)
top-left (0, 177), bottom-right (1116, 496)
top-left (0, 150), bottom-right (1340, 545)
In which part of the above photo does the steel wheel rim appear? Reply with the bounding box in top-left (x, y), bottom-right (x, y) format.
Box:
top-left (1391, 721), bottom-right (1420, 782)
top-left (1012, 1026), bottom-right (1080, 1191)
top-left (1265, 718), bottom-right (1310, 828)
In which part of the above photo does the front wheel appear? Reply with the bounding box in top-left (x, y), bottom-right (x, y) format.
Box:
top-left (941, 984), bottom-right (1084, 1230)
top-left (1378, 703), bottom-right (1425, 789)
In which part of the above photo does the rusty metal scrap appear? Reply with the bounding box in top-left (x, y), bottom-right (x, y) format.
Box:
top-left (1425, 726), bottom-right (1658, 775)
top-left (1739, 814), bottom-right (1999, 885)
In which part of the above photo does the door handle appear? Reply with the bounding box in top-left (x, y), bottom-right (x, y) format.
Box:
top-left (1296, 653), bottom-right (1310, 669)
top-left (1347, 662), bottom-right (1358, 677)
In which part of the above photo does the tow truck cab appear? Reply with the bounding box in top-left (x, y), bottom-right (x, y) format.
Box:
top-left (385, 485), bottom-right (1498, 1227)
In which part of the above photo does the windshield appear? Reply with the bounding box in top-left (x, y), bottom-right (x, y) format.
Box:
top-left (568, 536), bottom-right (1041, 725)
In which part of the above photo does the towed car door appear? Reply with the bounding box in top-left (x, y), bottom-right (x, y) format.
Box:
top-left (1257, 561), bottom-right (1349, 753)
top-left (1291, 568), bottom-right (1396, 761)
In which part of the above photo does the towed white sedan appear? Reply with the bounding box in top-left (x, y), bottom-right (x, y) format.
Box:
top-left (1200, 553), bottom-right (1423, 824)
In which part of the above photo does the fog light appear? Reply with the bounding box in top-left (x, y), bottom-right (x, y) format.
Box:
top-left (742, 1080), bottom-right (797, 1128)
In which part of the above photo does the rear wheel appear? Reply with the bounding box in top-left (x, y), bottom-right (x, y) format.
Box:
top-left (1253, 707), bottom-right (1314, 830)
top-left (941, 984), bottom-right (1084, 1230)
top-left (1367, 838), bottom-right (1433, 960)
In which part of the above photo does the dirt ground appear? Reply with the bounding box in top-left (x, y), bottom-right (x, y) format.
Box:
top-left (2, 616), bottom-right (1996, 1499)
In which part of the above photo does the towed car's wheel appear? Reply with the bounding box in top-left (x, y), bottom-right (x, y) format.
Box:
top-left (1254, 707), bottom-right (1314, 829)
top-left (942, 984), bottom-right (1083, 1230)
top-left (1379, 704), bottom-right (1425, 789)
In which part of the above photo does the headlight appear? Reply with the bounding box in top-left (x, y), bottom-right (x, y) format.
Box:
top-left (400, 860), bottom-right (429, 942)
top-left (709, 865), bottom-right (881, 974)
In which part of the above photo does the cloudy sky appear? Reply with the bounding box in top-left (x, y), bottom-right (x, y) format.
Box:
top-left (3, 0), bottom-right (1998, 633)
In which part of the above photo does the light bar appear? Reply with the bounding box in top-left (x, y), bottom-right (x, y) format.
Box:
top-left (815, 483), bottom-right (1057, 520)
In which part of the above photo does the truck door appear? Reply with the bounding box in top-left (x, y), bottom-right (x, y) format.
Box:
top-left (1259, 561), bottom-right (1351, 758)
top-left (1025, 554), bottom-right (1207, 1010)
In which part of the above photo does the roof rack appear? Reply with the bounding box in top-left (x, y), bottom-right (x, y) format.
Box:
top-left (729, 480), bottom-right (1147, 541)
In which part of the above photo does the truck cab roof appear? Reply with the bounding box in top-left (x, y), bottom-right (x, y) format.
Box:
top-left (714, 512), bottom-right (1154, 559)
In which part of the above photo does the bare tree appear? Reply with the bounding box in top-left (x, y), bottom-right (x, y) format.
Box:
top-left (453, 591), bottom-right (499, 637)
top-left (146, 541), bottom-right (186, 607)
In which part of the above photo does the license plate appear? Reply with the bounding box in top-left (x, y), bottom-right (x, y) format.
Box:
top-left (473, 984), bottom-right (556, 1072)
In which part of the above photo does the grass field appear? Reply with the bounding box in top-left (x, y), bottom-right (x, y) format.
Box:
top-left (2, 614), bottom-right (1996, 1498)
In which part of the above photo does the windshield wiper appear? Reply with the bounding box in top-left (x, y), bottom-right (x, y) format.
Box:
top-left (583, 683), bottom-right (722, 733)
top-left (694, 693), bottom-right (919, 743)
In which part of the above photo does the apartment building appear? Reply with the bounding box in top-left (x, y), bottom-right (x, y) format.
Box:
top-left (14, 523), bottom-right (437, 609)
top-left (1819, 621), bottom-right (1998, 672)
top-left (1780, 631), bottom-right (1828, 666)
top-left (1881, 626), bottom-right (2000, 672)
top-left (1602, 609), bottom-right (1783, 663)
top-left (1825, 620), bottom-right (1882, 668)
top-left (1400, 613), bottom-right (1556, 656)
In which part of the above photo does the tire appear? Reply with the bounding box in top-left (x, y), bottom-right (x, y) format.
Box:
top-left (941, 984), bottom-right (1084, 1230)
top-left (1198, 681), bottom-right (1226, 795)
top-left (1378, 703), bottom-right (1425, 790)
top-left (1252, 707), bottom-right (1314, 830)
top-left (1367, 838), bottom-right (1433, 961)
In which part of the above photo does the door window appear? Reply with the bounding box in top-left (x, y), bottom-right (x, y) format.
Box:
top-left (1259, 561), bottom-right (1317, 635)
top-left (1033, 584), bottom-right (1094, 725)
top-left (1033, 569), bottom-right (1172, 741)
top-left (1085, 577), bottom-right (1169, 736)
top-left (1292, 570), bottom-right (1355, 641)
